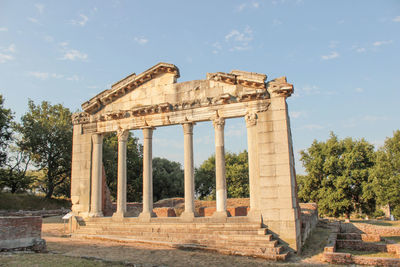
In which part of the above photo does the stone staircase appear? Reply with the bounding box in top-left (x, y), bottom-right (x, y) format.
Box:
top-left (72, 217), bottom-right (288, 260)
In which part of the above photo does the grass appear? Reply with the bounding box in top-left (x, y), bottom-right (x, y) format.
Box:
top-left (0, 253), bottom-right (125, 267)
top-left (0, 192), bottom-right (70, 211)
top-left (385, 236), bottom-right (400, 244)
top-left (336, 249), bottom-right (396, 258)
top-left (350, 219), bottom-right (400, 227)
top-left (300, 220), bottom-right (332, 258)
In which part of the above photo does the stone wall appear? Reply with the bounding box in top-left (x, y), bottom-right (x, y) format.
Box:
top-left (299, 203), bottom-right (318, 246)
top-left (0, 216), bottom-right (46, 252)
top-left (341, 222), bottom-right (400, 236)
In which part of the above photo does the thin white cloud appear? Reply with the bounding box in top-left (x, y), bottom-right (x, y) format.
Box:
top-left (329, 41), bottom-right (339, 49)
top-left (236, 2), bottom-right (260, 12)
top-left (356, 47), bottom-right (366, 53)
top-left (134, 37), bottom-right (148, 45)
top-left (301, 124), bottom-right (324, 130)
top-left (61, 49), bottom-right (88, 61)
top-left (0, 53), bottom-right (14, 63)
top-left (28, 71), bottom-right (82, 81)
top-left (66, 75), bottom-right (80, 81)
top-left (27, 17), bottom-right (39, 24)
top-left (4, 44), bottom-right (16, 53)
top-left (373, 40), bottom-right (393, 47)
top-left (289, 111), bottom-right (305, 119)
top-left (28, 71), bottom-right (49, 80)
top-left (0, 44), bottom-right (16, 63)
top-left (321, 51), bottom-right (339, 60)
top-left (44, 35), bottom-right (54, 42)
top-left (35, 3), bottom-right (44, 14)
top-left (225, 26), bottom-right (253, 52)
top-left (355, 88), bottom-right (364, 93)
top-left (212, 42), bottom-right (222, 54)
top-left (59, 41), bottom-right (69, 47)
top-left (363, 115), bottom-right (389, 122)
top-left (0, 27), bottom-right (8, 32)
top-left (273, 19), bottom-right (282, 26)
top-left (393, 16), bottom-right (400, 22)
top-left (71, 14), bottom-right (89, 26)
top-left (225, 123), bottom-right (246, 138)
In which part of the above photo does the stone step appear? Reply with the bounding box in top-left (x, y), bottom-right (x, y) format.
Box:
top-left (77, 225), bottom-right (266, 236)
top-left (74, 228), bottom-right (274, 243)
top-left (84, 222), bottom-right (261, 229)
top-left (72, 234), bottom-right (288, 260)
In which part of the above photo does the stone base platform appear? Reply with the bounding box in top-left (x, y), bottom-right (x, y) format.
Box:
top-left (72, 216), bottom-right (288, 260)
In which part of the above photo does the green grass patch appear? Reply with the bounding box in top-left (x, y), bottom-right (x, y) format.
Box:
top-left (0, 253), bottom-right (125, 267)
top-left (0, 192), bottom-right (70, 211)
top-left (301, 220), bottom-right (332, 258)
top-left (336, 249), bottom-right (396, 258)
top-left (350, 219), bottom-right (400, 227)
top-left (385, 236), bottom-right (400, 244)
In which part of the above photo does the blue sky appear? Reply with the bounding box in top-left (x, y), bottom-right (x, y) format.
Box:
top-left (0, 0), bottom-right (399, 173)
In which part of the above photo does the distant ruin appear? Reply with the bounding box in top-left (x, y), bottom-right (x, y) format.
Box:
top-left (70, 63), bottom-right (303, 256)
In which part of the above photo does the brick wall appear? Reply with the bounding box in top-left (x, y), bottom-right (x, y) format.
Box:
top-left (0, 216), bottom-right (46, 252)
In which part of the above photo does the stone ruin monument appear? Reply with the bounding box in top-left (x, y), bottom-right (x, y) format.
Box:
top-left (70, 63), bottom-right (303, 259)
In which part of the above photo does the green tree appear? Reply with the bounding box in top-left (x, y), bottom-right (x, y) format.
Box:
top-left (102, 132), bottom-right (143, 202)
top-left (16, 100), bottom-right (72, 199)
top-left (195, 151), bottom-right (249, 200)
top-left (0, 95), bottom-right (13, 167)
top-left (299, 133), bottom-right (375, 218)
top-left (152, 157), bottom-right (184, 202)
top-left (370, 130), bottom-right (400, 218)
top-left (0, 146), bottom-right (33, 193)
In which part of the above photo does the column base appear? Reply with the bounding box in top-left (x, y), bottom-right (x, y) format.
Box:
top-left (180, 211), bottom-right (195, 222)
top-left (212, 210), bottom-right (229, 219)
top-left (88, 211), bottom-right (103, 218)
top-left (247, 209), bottom-right (262, 222)
top-left (112, 211), bottom-right (126, 221)
top-left (138, 211), bottom-right (155, 222)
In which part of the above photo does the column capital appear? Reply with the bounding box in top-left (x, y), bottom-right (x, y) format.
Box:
top-left (245, 113), bottom-right (258, 127)
top-left (142, 127), bottom-right (154, 139)
top-left (182, 123), bottom-right (194, 135)
top-left (213, 117), bottom-right (225, 130)
top-left (92, 133), bottom-right (103, 144)
top-left (117, 128), bottom-right (129, 142)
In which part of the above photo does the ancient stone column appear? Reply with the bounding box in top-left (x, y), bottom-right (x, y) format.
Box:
top-left (213, 117), bottom-right (228, 218)
top-left (139, 127), bottom-right (154, 221)
top-left (113, 129), bottom-right (129, 219)
top-left (181, 123), bottom-right (195, 220)
top-left (90, 133), bottom-right (103, 217)
top-left (245, 113), bottom-right (260, 219)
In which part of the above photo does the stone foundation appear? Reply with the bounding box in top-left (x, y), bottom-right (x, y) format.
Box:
top-left (0, 216), bottom-right (46, 252)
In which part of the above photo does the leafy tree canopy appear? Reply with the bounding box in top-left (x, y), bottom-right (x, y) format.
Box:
top-left (195, 151), bottom-right (249, 200)
top-left (298, 132), bottom-right (375, 218)
top-left (16, 100), bottom-right (72, 199)
top-left (370, 130), bottom-right (400, 218)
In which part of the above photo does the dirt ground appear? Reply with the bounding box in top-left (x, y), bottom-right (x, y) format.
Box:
top-left (34, 216), bottom-right (333, 267)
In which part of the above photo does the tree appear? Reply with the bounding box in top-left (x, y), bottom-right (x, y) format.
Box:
top-left (0, 146), bottom-right (33, 193)
top-left (298, 132), bottom-right (375, 218)
top-left (0, 94), bottom-right (13, 167)
top-left (195, 151), bottom-right (249, 200)
top-left (16, 100), bottom-right (72, 199)
top-left (152, 157), bottom-right (184, 202)
top-left (370, 130), bottom-right (400, 218)
top-left (103, 131), bottom-right (143, 202)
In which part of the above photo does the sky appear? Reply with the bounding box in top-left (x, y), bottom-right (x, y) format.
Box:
top-left (0, 0), bottom-right (399, 174)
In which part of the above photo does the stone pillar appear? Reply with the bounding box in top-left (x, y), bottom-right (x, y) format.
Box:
top-left (139, 127), bottom-right (155, 221)
top-left (212, 117), bottom-right (228, 218)
top-left (90, 133), bottom-right (103, 217)
top-left (181, 123), bottom-right (195, 220)
top-left (245, 113), bottom-right (260, 220)
top-left (113, 129), bottom-right (129, 220)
